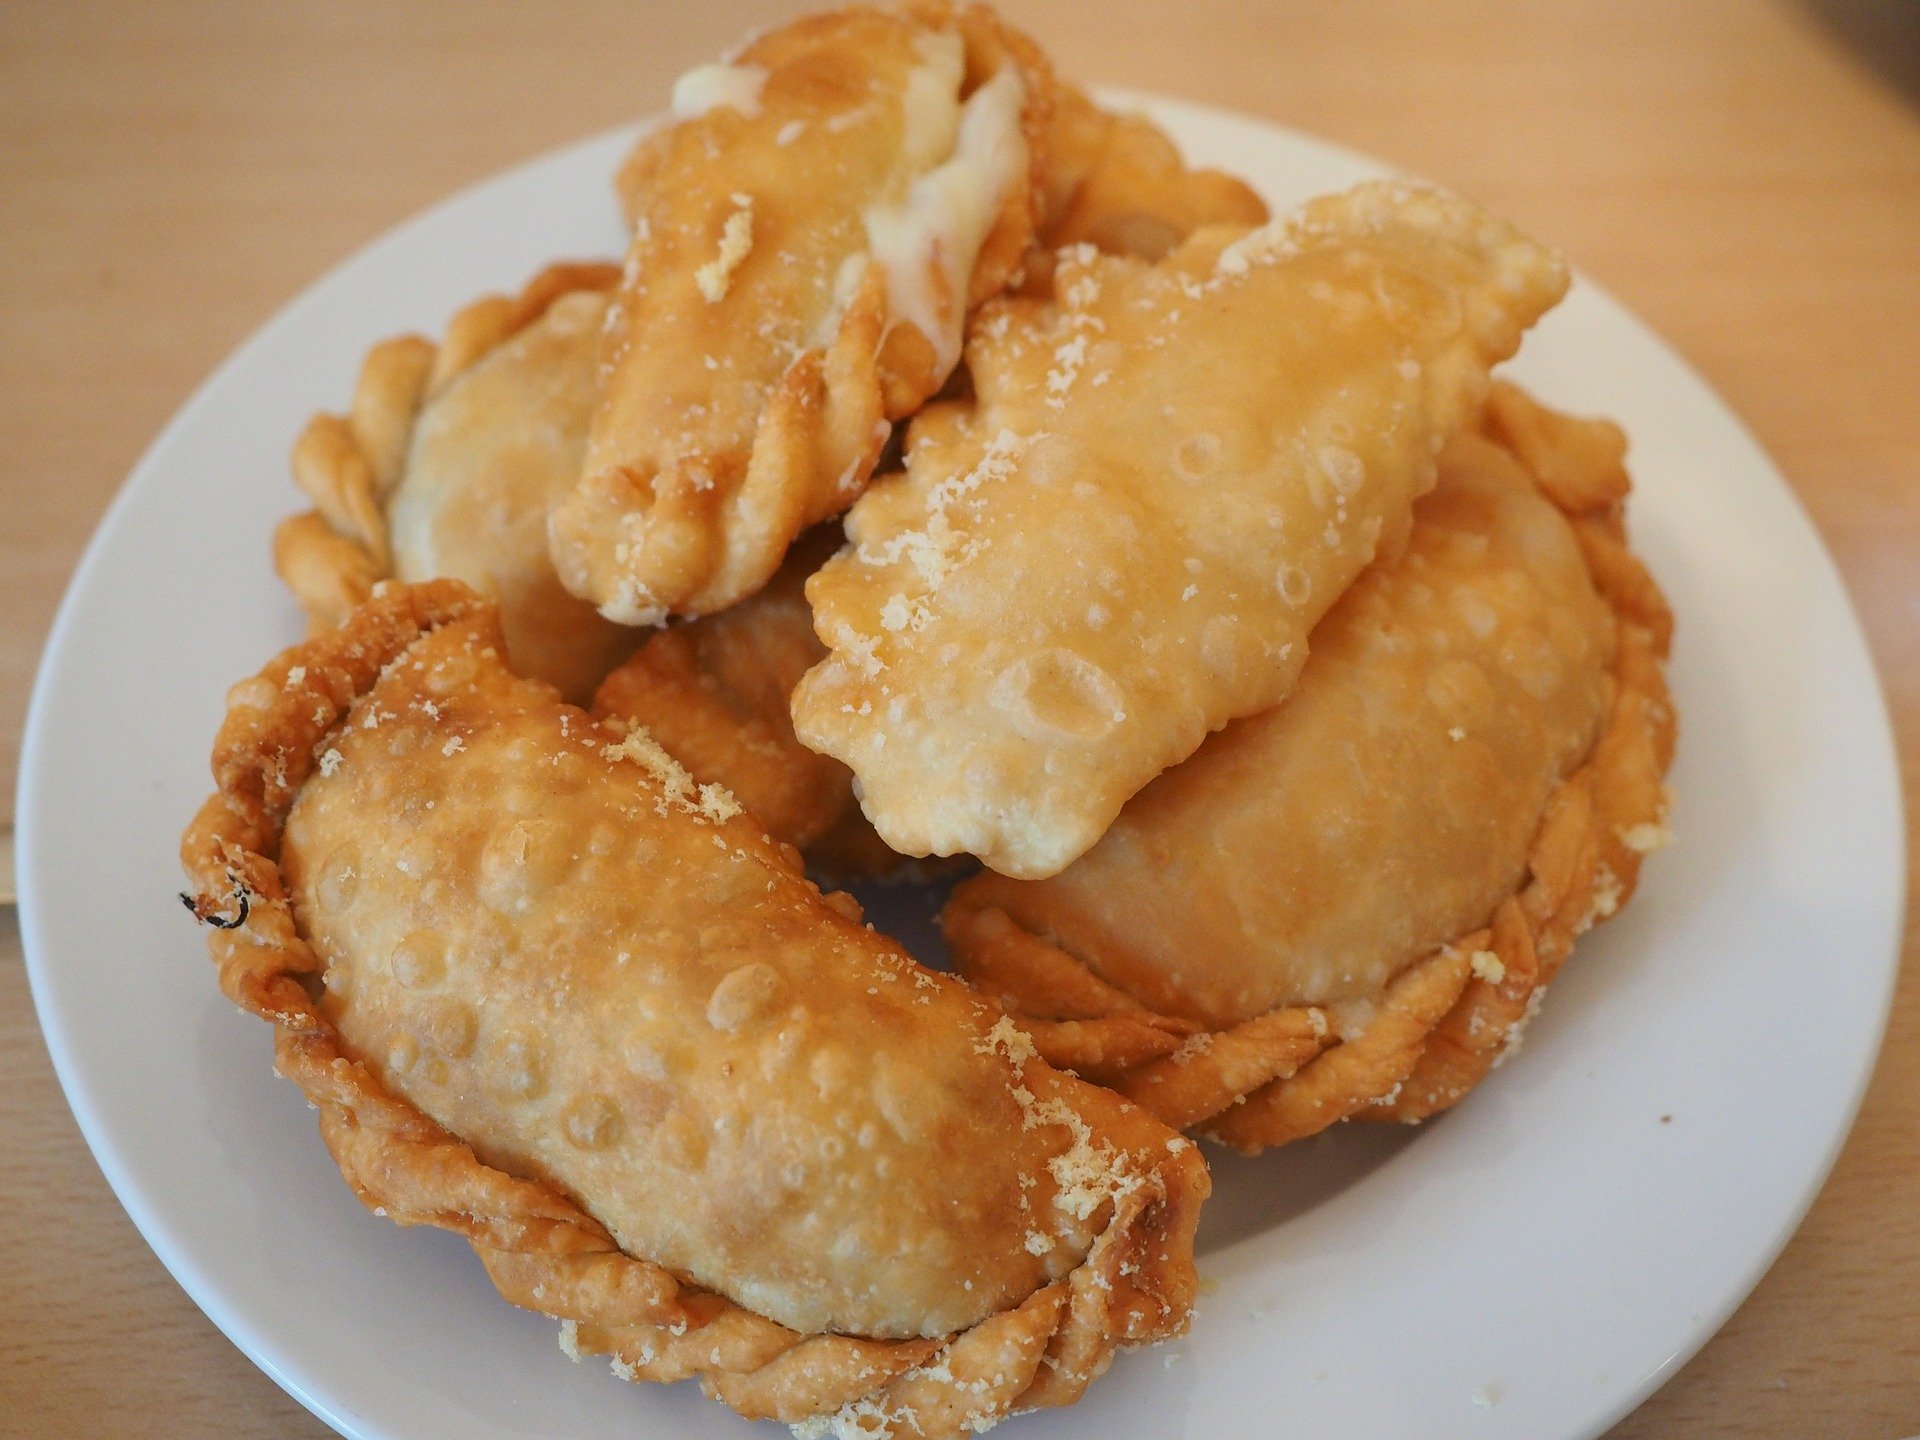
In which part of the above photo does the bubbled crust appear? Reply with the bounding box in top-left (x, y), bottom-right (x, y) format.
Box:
top-left (180, 582), bottom-right (1205, 1433)
top-left (955, 430), bottom-right (1615, 1027)
top-left (181, 582), bottom-right (1207, 1431)
top-left (794, 181), bottom-right (1571, 880)
top-left (552, 2), bottom-right (1055, 624)
top-left (279, 614), bottom-right (1149, 1339)
top-left (944, 391), bottom-right (1676, 1151)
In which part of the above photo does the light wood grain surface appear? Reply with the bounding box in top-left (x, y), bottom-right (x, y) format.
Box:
top-left (3, 2), bottom-right (1916, 1436)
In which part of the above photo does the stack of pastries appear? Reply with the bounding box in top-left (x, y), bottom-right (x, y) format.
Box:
top-left (182, 4), bottom-right (1675, 1435)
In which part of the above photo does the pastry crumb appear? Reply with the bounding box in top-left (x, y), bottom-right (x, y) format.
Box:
top-left (695, 195), bottom-right (754, 303)
top-left (1618, 820), bottom-right (1671, 853)
top-left (1468, 949), bottom-right (1506, 985)
top-left (604, 725), bottom-right (740, 825)
top-left (975, 1014), bottom-right (1037, 1067)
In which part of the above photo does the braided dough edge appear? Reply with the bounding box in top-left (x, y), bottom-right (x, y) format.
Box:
top-left (946, 399), bottom-right (1677, 1155)
top-left (181, 578), bottom-right (1197, 1435)
top-left (271, 262), bottom-right (623, 632)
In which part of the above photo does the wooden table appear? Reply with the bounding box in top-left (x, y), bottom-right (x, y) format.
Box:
top-left (2, 2), bottom-right (1915, 1435)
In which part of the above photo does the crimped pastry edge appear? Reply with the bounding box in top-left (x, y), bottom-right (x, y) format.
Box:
top-left (943, 388), bottom-right (1677, 1154)
top-left (180, 577), bottom-right (1204, 1436)
top-left (271, 262), bottom-right (622, 632)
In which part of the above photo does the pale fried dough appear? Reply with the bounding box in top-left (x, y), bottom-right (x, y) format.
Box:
top-left (945, 397), bottom-right (1676, 1150)
top-left (554, 3), bottom-right (1055, 624)
top-left (181, 580), bottom-right (1206, 1432)
top-left (958, 432), bottom-right (1615, 1024)
top-left (273, 263), bottom-right (635, 703)
top-left (621, 79), bottom-right (1265, 267)
top-left (795, 181), bottom-right (1570, 878)
top-left (589, 527), bottom-right (894, 874)
top-left (1038, 83), bottom-right (1269, 260)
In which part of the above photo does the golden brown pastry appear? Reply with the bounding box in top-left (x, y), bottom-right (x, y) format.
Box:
top-left (554, 3), bottom-right (1055, 624)
top-left (619, 82), bottom-right (1265, 268)
top-left (1036, 83), bottom-right (1269, 260)
top-left (589, 527), bottom-right (896, 876)
top-left (181, 580), bottom-right (1205, 1433)
top-left (943, 390), bottom-right (1675, 1150)
top-left (793, 181), bottom-right (1571, 880)
top-left (273, 262), bottom-right (635, 703)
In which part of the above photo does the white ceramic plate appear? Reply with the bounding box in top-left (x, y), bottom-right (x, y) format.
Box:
top-left (19, 94), bottom-right (1904, 1440)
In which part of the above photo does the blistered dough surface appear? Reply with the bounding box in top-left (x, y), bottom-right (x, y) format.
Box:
top-left (959, 432), bottom-right (1616, 1024)
top-left (281, 615), bottom-right (1156, 1340)
top-left (795, 181), bottom-right (1570, 878)
top-left (552, 5), bottom-right (1048, 622)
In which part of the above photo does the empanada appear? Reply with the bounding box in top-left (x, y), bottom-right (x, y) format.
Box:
top-left (181, 580), bottom-right (1205, 1433)
top-left (590, 527), bottom-right (896, 876)
top-left (554, 3), bottom-right (1054, 624)
top-left (943, 391), bottom-right (1675, 1150)
top-left (273, 262), bottom-right (635, 703)
top-left (793, 181), bottom-right (1571, 879)
top-left (1037, 83), bottom-right (1269, 261)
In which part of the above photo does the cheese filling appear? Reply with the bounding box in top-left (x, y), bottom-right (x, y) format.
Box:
top-left (863, 38), bottom-right (1028, 376)
top-left (670, 61), bottom-right (768, 120)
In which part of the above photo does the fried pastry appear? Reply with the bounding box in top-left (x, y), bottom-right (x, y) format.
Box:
top-left (618, 81), bottom-right (1263, 268)
top-left (1037, 84), bottom-right (1269, 260)
top-left (944, 393), bottom-right (1675, 1150)
top-left (273, 262), bottom-right (635, 703)
top-left (554, 3), bottom-right (1054, 625)
top-left (181, 580), bottom-right (1205, 1433)
top-left (590, 527), bottom-right (895, 875)
top-left (794, 181), bottom-right (1571, 879)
